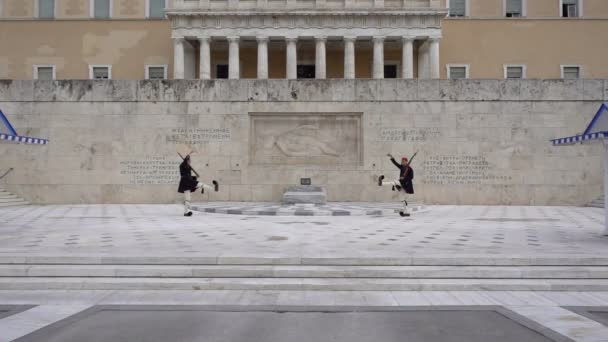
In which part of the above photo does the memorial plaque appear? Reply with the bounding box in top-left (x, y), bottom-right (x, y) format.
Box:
top-left (250, 113), bottom-right (363, 165)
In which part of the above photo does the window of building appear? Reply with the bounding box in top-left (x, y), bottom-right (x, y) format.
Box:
top-left (505, 0), bottom-right (524, 17)
top-left (449, 0), bottom-right (467, 17)
top-left (561, 0), bottom-right (581, 17)
top-left (147, 0), bottom-right (165, 18)
top-left (89, 65), bottom-right (112, 79)
top-left (38, 0), bottom-right (55, 19)
top-left (91, 0), bottom-right (111, 19)
top-left (216, 64), bottom-right (229, 79)
top-left (384, 64), bottom-right (398, 79)
top-left (145, 65), bottom-right (167, 80)
top-left (447, 65), bottom-right (469, 79)
top-left (33, 65), bottom-right (56, 80)
top-left (504, 65), bottom-right (526, 79)
top-left (297, 65), bottom-right (315, 79)
top-left (561, 65), bottom-right (581, 79)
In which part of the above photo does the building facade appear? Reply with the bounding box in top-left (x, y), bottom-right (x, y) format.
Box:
top-left (0, 0), bottom-right (607, 80)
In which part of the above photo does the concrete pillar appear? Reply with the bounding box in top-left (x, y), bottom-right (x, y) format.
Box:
top-left (256, 36), bottom-right (269, 79)
top-left (315, 36), bottom-right (327, 79)
top-left (343, 36), bottom-right (356, 79)
top-left (227, 36), bottom-right (240, 79)
top-left (372, 36), bottom-right (385, 79)
top-left (173, 38), bottom-right (185, 79)
top-left (286, 36), bottom-right (298, 79)
top-left (402, 37), bottom-right (414, 79)
top-left (604, 140), bottom-right (608, 236)
top-left (199, 37), bottom-right (211, 80)
top-left (429, 37), bottom-right (441, 79)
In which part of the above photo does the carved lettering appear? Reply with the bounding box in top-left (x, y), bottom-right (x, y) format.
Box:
top-left (165, 128), bottom-right (231, 145)
top-left (422, 155), bottom-right (513, 185)
top-left (119, 156), bottom-right (180, 185)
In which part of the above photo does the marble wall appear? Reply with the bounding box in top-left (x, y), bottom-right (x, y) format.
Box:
top-left (0, 79), bottom-right (605, 205)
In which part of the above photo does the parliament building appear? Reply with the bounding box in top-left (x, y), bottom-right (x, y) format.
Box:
top-left (0, 0), bottom-right (607, 81)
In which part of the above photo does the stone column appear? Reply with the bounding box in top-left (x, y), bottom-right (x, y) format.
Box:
top-left (315, 36), bottom-right (327, 79)
top-left (343, 36), bottom-right (356, 79)
top-left (604, 139), bottom-right (608, 236)
top-left (401, 37), bottom-right (414, 79)
top-left (429, 37), bottom-right (441, 79)
top-left (199, 37), bottom-right (211, 80)
top-left (286, 36), bottom-right (298, 79)
top-left (372, 36), bottom-right (385, 79)
top-left (257, 36), bottom-right (269, 79)
top-left (227, 36), bottom-right (240, 79)
top-left (173, 38), bottom-right (185, 79)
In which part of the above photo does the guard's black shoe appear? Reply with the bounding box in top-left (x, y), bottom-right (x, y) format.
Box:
top-left (213, 180), bottom-right (219, 192)
top-left (378, 175), bottom-right (384, 186)
top-left (184, 212), bottom-right (193, 217)
top-left (201, 187), bottom-right (205, 194)
top-left (395, 185), bottom-right (402, 192)
top-left (391, 186), bottom-right (395, 191)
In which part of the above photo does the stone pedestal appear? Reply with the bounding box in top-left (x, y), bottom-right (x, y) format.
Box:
top-left (282, 185), bottom-right (327, 205)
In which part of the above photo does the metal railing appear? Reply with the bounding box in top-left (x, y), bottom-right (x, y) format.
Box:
top-left (0, 168), bottom-right (13, 180)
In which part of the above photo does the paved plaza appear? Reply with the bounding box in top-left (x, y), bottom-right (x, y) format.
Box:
top-left (0, 203), bottom-right (607, 341)
top-left (0, 204), bottom-right (605, 258)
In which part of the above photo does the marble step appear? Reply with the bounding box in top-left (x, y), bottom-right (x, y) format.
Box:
top-left (1, 265), bottom-right (607, 279)
top-left (0, 277), bottom-right (607, 291)
top-left (588, 195), bottom-right (604, 208)
top-left (0, 189), bottom-right (29, 207)
top-left (0, 200), bottom-right (29, 207)
top-left (0, 196), bottom-right (21, 202)
top-left (1, 255), bottom-right (608, 266)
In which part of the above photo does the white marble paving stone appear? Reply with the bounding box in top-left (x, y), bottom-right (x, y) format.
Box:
top-left (507, 306), bottom-right (608, 342)
top-left (0, 304), bottom-right (92, 341)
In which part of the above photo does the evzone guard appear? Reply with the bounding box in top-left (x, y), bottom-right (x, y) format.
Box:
top-left (378, 152), bottom-right (417, 217)
top-left (177, 153), bottom-right (219, 217)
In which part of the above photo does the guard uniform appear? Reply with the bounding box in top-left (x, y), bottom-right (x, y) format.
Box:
top-left (390, 157), bottom-right (414, 194)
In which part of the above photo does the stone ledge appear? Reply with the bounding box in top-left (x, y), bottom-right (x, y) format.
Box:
top-left (3, 79), bottom-right (606, 103)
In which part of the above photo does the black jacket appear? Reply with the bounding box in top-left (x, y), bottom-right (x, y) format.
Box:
top-left (390, 157), bottom-right (414, 194)
top-left (177, 161), bottom-right (198, 193)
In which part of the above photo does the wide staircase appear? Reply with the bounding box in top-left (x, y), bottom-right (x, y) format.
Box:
top-left (0, 256), bottom-right (607, 291)
top-left (0, 187), bottom-right (29, 207)
top-left (588, 194), bottom-right (605, 208)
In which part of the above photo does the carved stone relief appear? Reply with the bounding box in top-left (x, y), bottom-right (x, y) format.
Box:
top-left (250, 113), bottom-right (363, 165)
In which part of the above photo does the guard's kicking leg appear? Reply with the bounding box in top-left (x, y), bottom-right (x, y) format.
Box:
top-left (196, 181), bottom-right (219, 194)
top-left (379, 177), bottom-right (402, 192)
top-left (184, 190), bottom-right (193, 216)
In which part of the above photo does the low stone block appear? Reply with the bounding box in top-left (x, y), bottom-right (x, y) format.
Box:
top-left (282, 185), bottom-right (327, 204)
top-left (376, 80), bottom-right (417, 101)
top-left (521, 80), bottom-right (583, 101)
top-left (498, 80), bottom-right (521, 100)
top-left (246, 80), bottom-right (268, 102)
top-left (162, 80), bottom-right (203, 101)
top-left (266, 80), bottom-right (291, 101)
top-left (417, 80), bottom-right (440, 101)
top-left (355, 80), bottom-right (378, 101)
top-left (583, 79), bottom-right (604, 101)
top-left (0, 80), bottom-right (34, 101)
top-left (93, 80), bottom-right (138, 102)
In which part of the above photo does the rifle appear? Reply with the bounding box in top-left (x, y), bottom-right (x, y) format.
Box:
top-left (402, 151), bottom-right (418, 179)
top-left (405, 151), bottom-right (418, 168)
top-left (177, 152), bottom-right (200, 178)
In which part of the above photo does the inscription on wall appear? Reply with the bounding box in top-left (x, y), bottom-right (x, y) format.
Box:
top-left (380, 128), bottom-right (441, 142)
top-left (165, 128), bottom-right (231, 145)
top-left (422, 155), bottom-right (512, 185)
top-left (119, 156), bottom-right (179, 185)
